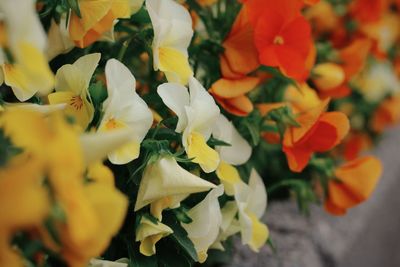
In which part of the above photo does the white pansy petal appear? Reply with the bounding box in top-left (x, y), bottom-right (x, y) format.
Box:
top-left (55, 54), bottom-right (100, 94)
top-left (188, 77), bottom-right (220, 139)
top-left (182, 185), bottom-right (224, 259)
top-left (80, 128), bottom-right (135, 165)
top-left (157, 82), bottom-right (190, 132)
top-left (0, 0), bottom-right (47, 50)
top-left (105, 58), bottom-right (136, 98)
top-left (213, 115), bottom-right (252, 165)
top-left (220, 201), bottom-right (238, 232)
top-left (73, 53), bottom-right (101, 89)
top-left (247, 169), bottom-right (267, 218)
top-left (55, 64), bottom-right (85, 94)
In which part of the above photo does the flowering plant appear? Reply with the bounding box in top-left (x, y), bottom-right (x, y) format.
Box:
top-left (0, 0), bottom-right (397, 266)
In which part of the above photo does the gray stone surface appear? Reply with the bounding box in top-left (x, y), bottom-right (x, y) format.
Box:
top-left (226, 126), bottom-right (400, 267)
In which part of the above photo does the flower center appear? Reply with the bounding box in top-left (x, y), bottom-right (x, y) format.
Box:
top-left (273, 35), bottom-right (285, 45)
top-left (105, 118), bottom-right (124, 130)
top-left (70, 96), bottom-right (83, 110)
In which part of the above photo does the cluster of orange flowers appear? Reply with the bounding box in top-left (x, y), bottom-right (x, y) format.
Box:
top-left (208, 0), bottom-right (400, 215)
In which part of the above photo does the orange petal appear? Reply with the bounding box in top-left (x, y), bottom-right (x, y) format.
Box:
top-left (318, 84), bottom-right (351, 99)
top-left (335, 156), bottom-right (382, 202)
top-left (319, 111), bottom-right (350, 147)
top-left (210, 77), bottom-right (260, 98)
top-left (213, 94), bottom-right (253, 117)
top-left (328, 180), bottom-right (360, 209)
top-left (222, 7), bottom-right (259, 77)
top-left (282, 145), bottom-right (313, 172)
top-left (339, 38), bottom-right (372, 79)
top-left (324, 199), bottom-right (347, 216)
top-left (283, 98), bottom-right (329, 147)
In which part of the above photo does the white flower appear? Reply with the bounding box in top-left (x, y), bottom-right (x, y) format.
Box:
top-left (182, 185), bottom-right (224, 263)
top-left (157, 77), bottom-right (220, 173)
top-left (234, 169), bottom-right (269, 252)
top-left (211, 201), bottom-right (240, 250)
top-left (0, 0), bottom-right (54, 101)
top-left (134, 156), bottom-right (216, 220)
top-left (146, 0), bottom-right (193, 84)
top-left (98, 58), bottom-right (153, 165)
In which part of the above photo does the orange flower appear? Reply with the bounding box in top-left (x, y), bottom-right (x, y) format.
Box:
top-left (69, 0), bottom-right (130, 48)
top-left (371, 94), bottom-right (400, 133)
top-left (238, 0), bottom-right (312, 80)
top-left (251, 3), bottom-right (312, 80)
top-left (325, 156), bottom-right (382, 216)
top-left (283, 99), bottom-right (350, 172)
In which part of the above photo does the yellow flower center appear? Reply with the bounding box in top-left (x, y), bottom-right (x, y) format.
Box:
top-left (105, 118), bottom-right (125, 130)
top-left (69, 95), bottom-right (84, 110)
top-left (273, 35), bottom-right (285, 45)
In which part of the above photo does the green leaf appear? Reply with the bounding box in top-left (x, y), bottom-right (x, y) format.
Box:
top-left (207, 137), bottom-right (232, 147)
top-left (89, 81), bottom-right (108, 107)
top-left (66, 0), bottom-right (82, 18)
top-left (163, 213), bottom-right (198, 262)
top-left (172, 207), bottom-right (193, 224)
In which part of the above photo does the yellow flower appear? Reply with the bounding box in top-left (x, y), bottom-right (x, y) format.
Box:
top-left (157, 78), bottom-right (221, 173)
top-left (69, 0), bottom-right (131, 48)
top-left (60, 183), bottom-right (128, 267)
top-left (146, 0), bottom-right (193, 84)
top-left (135, 217), bottom-right (173, 256)
top-left (48, 53), bottom-right (99, 130)
top-left (0, 109), bottom-right (130, 266)
top-left (0, 156), bottom-right (50, 267)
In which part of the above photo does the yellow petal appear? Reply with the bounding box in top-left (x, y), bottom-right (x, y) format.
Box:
top-left (87, 162), bottom-right (115, 186)
top-left (158, 46), bottom-right (193, 85)
top-left (136, 217), bottom-right (173, 256)
top-left (248, 212), bottom-right (269, 252)
top-left (4, 43), bottom-right (54, 101)
top-left (187, 132), bottom-right (220, 173)
top-left (216, 162), bottom-right (242, 196)
top-left (48, 91), bottom-right (94, 129)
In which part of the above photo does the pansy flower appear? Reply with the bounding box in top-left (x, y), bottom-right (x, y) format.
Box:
top-left (325, 156), bottom-right (382, 215)
top-left (283, 99), bottom-right (350, 172)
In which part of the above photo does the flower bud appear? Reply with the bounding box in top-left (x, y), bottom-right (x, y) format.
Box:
top-left (312, 63), bottom-right (345, 91)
